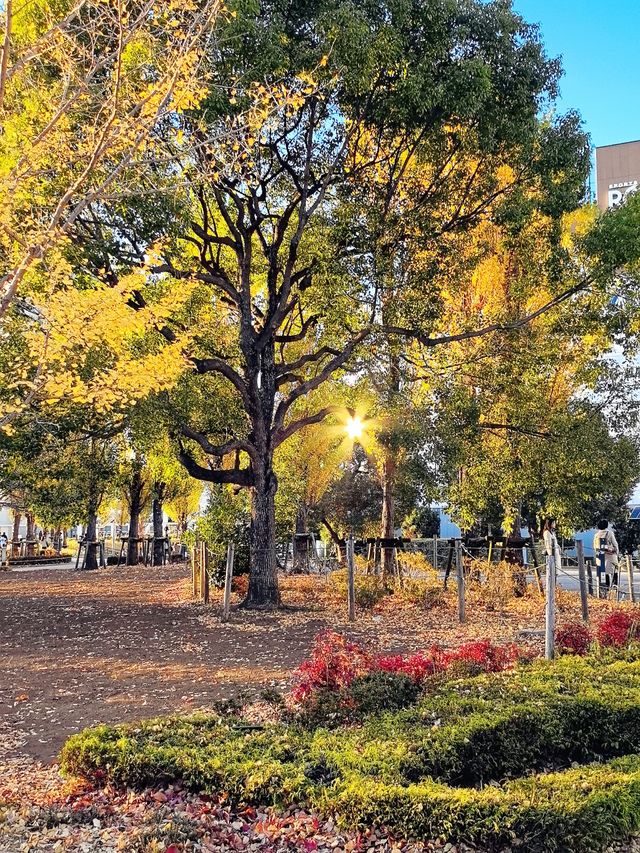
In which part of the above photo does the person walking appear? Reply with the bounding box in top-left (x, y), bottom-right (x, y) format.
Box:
top-left (542, 517), bottom-right (559, 566)
top-left (593, 519), bottom-right (619, 595)
top-left (0, 531), bottom-right (9, 569)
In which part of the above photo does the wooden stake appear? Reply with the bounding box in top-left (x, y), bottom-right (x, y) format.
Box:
top-left (627, 554), bottom-right (636, 603)
top-left (576, 540), bottom-right (589, 623)
top-left (347, 535), bottom-right (356, 622)
top-left (545, 551), bottom-right (556, 660)
top-left (222, 542), bottom-right (235, 621)
top-left (443, 539), bottom-right (454, 589)
top-left (455, 539), bottom-right (465, 624)
top-left (203, 545), bottom-right (210, 605)
top-left (199, 543), bottom-right (206, 603)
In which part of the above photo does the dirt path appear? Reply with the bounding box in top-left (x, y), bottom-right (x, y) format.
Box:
top-left (0, 564), bottom-right (332, 763)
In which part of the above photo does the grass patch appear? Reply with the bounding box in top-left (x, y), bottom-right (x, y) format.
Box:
top-left (61, 654), bottom-right (640, 852)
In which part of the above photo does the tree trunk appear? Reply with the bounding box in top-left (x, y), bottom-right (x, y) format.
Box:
top-left (293, 503), bottom-right (309, 573)
top-left (26, 512), bottom-right (35, 557)
top-left (11, 510), bottom-right (21, 557)
top-left (380, 452), bottom-right (396, 578)
top-left (245, 466), bottom-right (280, 608)
top-left (127, 465), bottom-right (143, 566)
top-left (84, 511), bottom-right (99, 570)
top-left (152, 481), bottom-right (165, 566)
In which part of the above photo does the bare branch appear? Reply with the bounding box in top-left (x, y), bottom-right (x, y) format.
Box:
top-left (384, 278), bottom-right (592, 349)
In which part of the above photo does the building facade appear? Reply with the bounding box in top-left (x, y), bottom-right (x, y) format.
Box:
top-left (595, 140), bottom-right (640, 211)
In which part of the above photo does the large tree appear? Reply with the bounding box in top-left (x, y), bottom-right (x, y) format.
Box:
top-left (62, 0), bottom-right (599, 607)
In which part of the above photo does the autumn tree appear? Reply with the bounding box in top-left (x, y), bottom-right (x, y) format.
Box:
top-left (0, 0), bottom-right (222, 321)
top-left (422, 201), bottom-right (640, 533)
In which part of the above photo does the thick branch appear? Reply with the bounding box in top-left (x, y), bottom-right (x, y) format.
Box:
top-left (276, 345), bottom-right (341, 378)
top-left (274, 314), bottom-right (319, 343)
top-left (192, 356), bottom-right (253, 415)
top-left (178, 447), bottom-right (254, 486)
top-left (180, 424), bottom-right (256, 460)
top-left (274, 405), bottom-right (343, 447)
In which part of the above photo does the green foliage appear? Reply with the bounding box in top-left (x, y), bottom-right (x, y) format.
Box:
top-left (327, 569), bottom-right (388, 608)
top-left (297, 672), bottom-right (421, 728)
top-left (62, 653), bottom-right (640, 852)
top-left (195, 486), bottom-right (251, 581)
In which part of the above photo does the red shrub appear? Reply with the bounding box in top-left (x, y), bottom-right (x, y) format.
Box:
top-left (442, 640), bottom-right (521, 673)
top-left (290, 632), bottom-right (531, 710)
top-left (555, 621), bottom-right (592, 656)
top-left (598, 610), bottom-right (640, 648)
top-left (377, 649), bottom-right (442, 683)
top-left (290, 630), bottom-right (373, 703)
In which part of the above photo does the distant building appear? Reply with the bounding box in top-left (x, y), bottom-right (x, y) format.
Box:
top-left (595, 139), bottom-right (640, 210)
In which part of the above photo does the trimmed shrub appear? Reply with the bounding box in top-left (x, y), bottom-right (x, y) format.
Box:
top-left (555, 621), bottom-right (592, 655)
top-left (62, 655), bottom-right (640, 852)
top-left (298, 672), bottom-right (421, 727)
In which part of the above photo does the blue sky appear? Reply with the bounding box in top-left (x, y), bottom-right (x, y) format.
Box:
top-left (514, 1), bottom-right (640, 149)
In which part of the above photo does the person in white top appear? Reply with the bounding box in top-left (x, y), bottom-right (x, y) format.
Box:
top-left (542, 517), bottom-right (559, 564)
top-left (0, 532), bottom-right (8, 569)
top-left (593, 518), bottom-right (619, 592)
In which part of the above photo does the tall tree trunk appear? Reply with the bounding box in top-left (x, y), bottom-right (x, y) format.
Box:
top-left (126, 462), bottom-right (145, 566)
top-left (152, 481), bottom-right (165, 565)
top-left (11, 510), bottom-right (21, 557)
top-left (245, 463), bottom-right (280, 608)
top-left (25, 512), bottom-right (35, 557)
top-left (380, 452), bottom-right (396, 578)
top-left (84, 511), bottom-right (99, 569)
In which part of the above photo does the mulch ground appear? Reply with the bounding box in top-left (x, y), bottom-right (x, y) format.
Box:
top-left (0, 563), bottom-right (632, 852)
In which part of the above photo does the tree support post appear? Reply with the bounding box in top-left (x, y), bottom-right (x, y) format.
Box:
top-left (443, 539), bottom-right (454, 589)
top-left (455, 539), bottom-right (465, 624)
top-left (545, 551), bottom-right (557, 660)
top-left (347, 535), bottom-right (356, 622)
top-left (222, 542), bottom-right (235, 622)
top-left (199, 542), bottom-right (208, 604)
top-left (576, 540), bottom-right (589, 623)
top-left (192, 544), bottom-right (198, 599)
top-left (626, 554), bottom-right (636, 604)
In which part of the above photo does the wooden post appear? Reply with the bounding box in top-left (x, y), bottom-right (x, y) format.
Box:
top-left (443, 539), bottom-right (454, 589)
top-left (347, 535), bottom-right (356, 622)
top-left (586, 560), bottom-right (593, 596)
top-left (222, 542), bottom-right (235, 621)
top-left (191, 545), bottom-right (198, 598)
top-left (545, 551), bottom-right (556, 660)
top-left (455, 539), bottom-right (465, 624)
top-left (576, 540), bottom-right (589, 623)
top-left (627, 554), bottom-right (636, 603)
top-left (202, 545), bottom-right (210, 604)
top-left (198, 542), bottom-right (206, 603)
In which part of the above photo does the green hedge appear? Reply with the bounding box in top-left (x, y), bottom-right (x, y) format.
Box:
top-left (61, 654), bottom-right (640, 852)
